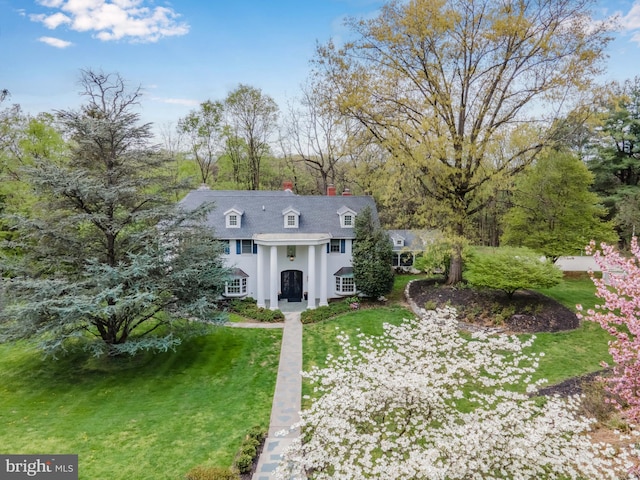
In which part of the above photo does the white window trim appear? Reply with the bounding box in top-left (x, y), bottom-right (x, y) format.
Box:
top-left (225, 277), bottom-right (247, 297)
top-left (224, 208), bottom-right (244, 229)
top-left (337, 206), bottom-right (357, 228)
top-left (335, 276), bottom-right (356, 295)
top-left (240, 239), bottom-right (254, 254)
top-left (282, 207), bottom-right (300, 229)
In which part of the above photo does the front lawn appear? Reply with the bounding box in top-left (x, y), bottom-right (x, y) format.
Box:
top-left (0, 327), bottom-right (282, 480)
top-left (303, 275), bottom-right (613, 393)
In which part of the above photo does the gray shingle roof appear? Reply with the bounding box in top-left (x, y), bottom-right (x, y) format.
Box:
top-left (388, 229), bottom-right (439, 251)
top-left (179, 189), bottom-right (378, 239)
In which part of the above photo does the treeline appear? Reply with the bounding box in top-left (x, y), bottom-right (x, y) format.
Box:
top-left (2, 0), bottom-right (639, 273)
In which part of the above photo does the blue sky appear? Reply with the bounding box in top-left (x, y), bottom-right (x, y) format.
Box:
top-left (1, 0), bottom-right (640, 132)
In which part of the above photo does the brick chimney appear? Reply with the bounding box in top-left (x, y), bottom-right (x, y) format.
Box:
top-left (342, 188), bottom-right (352, 196)
top-left (327, 184), bottom-right (336, 196)
top-left (283, 180), bottom-right (293, 192)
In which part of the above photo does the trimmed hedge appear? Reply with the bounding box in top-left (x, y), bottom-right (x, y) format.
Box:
top-left (228, 298), bottom-right (284, 322)
top-left (233, 425), bottom-right (267, 474)
top-left (300, 298), bottom-right (358, 324)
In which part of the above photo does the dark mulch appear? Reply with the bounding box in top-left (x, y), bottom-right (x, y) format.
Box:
top-left (406, 278), bottom-right (591, 397)
top-left (408, 278), bottom-right (579, 333)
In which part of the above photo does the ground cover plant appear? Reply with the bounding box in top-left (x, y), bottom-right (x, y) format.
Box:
top-left (0, 327), bottom-right (281, 479)
top-left (282, 308), bottom-right (635, 479)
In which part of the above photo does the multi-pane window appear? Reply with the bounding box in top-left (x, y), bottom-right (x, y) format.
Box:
top-left (287, 215), bottom-right (296, 226)
top-left (222, 240), bottom-right (230, 255)
top-left (229, 215), bottom-right (237, 226)
top-left (335, 276), bottom-right (355, 294)
top-left (343, 215), bottom-right (353, 226)
top-left (330, 239), bottom-right (341, 253)
top-left (225, 278), bottom-right (247, 296)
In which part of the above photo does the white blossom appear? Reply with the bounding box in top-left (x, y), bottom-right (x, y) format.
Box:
top-left (275, 307), bottom-right (637, 479)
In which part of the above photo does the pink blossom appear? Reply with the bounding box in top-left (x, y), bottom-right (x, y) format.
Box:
top-left (582, 237), bottom-right (640, 425)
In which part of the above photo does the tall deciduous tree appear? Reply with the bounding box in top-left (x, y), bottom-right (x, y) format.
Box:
top-left (224, 84), bottom-right (278, 190)
top-left (315, 0), bottom-right (612, 284)
top-left (502, 150), bottom-right (617, 260)
top-left (282, 79), bottom-right (356, 194)
top-left (177, 100), bottom-right (224, 185)
top-left (352, 206), bottom-right (394, 298)
top-left (0, 70), bottom-right (229, 357)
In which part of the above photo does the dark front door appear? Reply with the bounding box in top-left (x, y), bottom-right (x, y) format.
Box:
top-left (281, 270), bottom-right (303, 302)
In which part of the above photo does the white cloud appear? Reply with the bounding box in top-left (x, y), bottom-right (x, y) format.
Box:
top-left (38, 36), bottom-right (73, 48)
top-left (152, 97), bottom-right (199, 107)
top-left (30, 0), bottom-right (189, 43)
top-left (621, 2), bottom-right (640, 29)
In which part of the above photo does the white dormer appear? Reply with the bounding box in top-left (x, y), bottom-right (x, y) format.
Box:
top-left (224, 207), bottom-right (244, 228)
top-left (391, 234), bottom-right (405, 247)
top-left (337, 206), bottom-right (357, 228)
top-left (282, 206), bottom-right (300, 229)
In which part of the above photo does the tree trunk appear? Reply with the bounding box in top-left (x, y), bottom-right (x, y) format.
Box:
top-left (446, 248), bottom-right (463, 285)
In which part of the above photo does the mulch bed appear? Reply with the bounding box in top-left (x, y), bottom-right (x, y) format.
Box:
top-left (407, 278), bottom-right (579, 333)
top-left (406, 278), bottom-right (595, 397)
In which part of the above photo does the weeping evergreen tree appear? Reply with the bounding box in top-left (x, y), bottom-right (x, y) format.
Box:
top-left (352, 206), bottom-right (394, 299)
top-left (0, 70), bottom-right (230, 357)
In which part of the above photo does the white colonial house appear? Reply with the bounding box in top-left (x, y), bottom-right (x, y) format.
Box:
top-left (179, 183), bottom-right (379, 310)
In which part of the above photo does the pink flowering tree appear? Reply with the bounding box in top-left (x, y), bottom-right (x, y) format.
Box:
top-left (578, 237), bottom-right (640, 424)
top-left (275, 308), bottom-right (635, 479)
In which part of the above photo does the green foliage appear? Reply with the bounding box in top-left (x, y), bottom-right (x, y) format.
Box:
top-left (0, 328), bottom-right (281, 479)
top-left (233, 454), bottom-right (253, 474)
top-left (0, 70), bottom-right (231, 357)
top-left (315, 0), bottom-right (611, 282)
top-left (177, 100), bottom-right (225, 185)
top-left (224, 84), bottom-right (279, 190)
top-left (232, 425), bottom-right (266, 474)
top-left (414, 235), bottom-right (471, 277)
top-left (184, 466), bottom-right (240, 480)
top-left (228, 298), bottom-right (284, 322)
top-left (588, 77), bottom-right (640, 242)
top-left (300, 300), bottom-right (352, 324)
top-left (352, 206), bottom-right (394, 298)
top-left (464, 247), bottom-right (562, 298)
top-left (502, 150), bottom-right (618, 259)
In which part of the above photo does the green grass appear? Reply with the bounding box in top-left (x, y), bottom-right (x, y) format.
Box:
top-left (0, 327), bottom-right (281, 480)
top-left (302, 274), bottom-right (614, 396)
top-left (528, 273), bottom-right (613, 385)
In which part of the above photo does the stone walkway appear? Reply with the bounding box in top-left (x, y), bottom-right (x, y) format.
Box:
top-left (251, 312), bottom-right (302, 480)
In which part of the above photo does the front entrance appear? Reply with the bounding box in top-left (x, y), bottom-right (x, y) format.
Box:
top-left (281, 270), bottom-right (303, 302)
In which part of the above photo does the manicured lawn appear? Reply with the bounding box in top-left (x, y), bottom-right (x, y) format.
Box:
top-left (0, 327), bottom-right (281, 480)
top-left (303, 274), bottom-right (614, 394)
top-left (530, 274), bottom-right (613, 384)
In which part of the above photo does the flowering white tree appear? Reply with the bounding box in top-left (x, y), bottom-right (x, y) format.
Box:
top-left (276, 308), bottom-right (635, 479)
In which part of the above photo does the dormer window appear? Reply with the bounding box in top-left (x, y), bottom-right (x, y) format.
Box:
top-left (337, 206), bottom-right (357, 228)
top-left (224, 207), bottom-right (243, 229)
top-left (392, 235), bottom-right (405, 247)
top-left (282, 207), bottom-right (300, 229)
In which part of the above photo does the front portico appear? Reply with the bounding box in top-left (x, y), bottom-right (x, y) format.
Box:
top-left (254, 233), bottom-right (331, 310)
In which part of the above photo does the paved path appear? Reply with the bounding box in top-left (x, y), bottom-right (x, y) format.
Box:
top-left (252, 312), bottom-right (302, 480)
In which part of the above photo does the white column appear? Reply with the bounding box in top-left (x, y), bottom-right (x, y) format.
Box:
top-left (307, 244), bottom-right (316, 309)
top-left (269, 246), bottom-right (278, 310)
top-left (320, 243), bottom-right (328, 306)
top-left (256, 244), bottom-right (265, 308)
